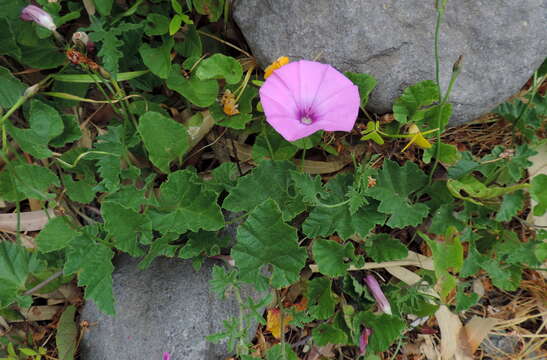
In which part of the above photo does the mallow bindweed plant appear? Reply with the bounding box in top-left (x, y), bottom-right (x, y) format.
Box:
top-left (0, 0), bottom-right (545, 359)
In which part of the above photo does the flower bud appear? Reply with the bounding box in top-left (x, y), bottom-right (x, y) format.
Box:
top-left (23, 83), bottom-right (41, 98)
top-left (20, 5), bottom-right (56, 32)
top-left (72, 31), bottom-right (89, 47)
top-left (364, 274), bottom-right (392, 315)
top-left (359, 327), bottom-right (372, 355)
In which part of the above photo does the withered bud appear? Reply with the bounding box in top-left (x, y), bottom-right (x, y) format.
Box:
top-left (72, 31), bottom-right (89, 47)
top-left (453, 55), bottom-right (464, 74)
top-left (23, 83), bottom-right (41, 98)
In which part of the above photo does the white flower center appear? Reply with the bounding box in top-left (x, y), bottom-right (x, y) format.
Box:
top-left (300, 116), bottom-right (313, 125)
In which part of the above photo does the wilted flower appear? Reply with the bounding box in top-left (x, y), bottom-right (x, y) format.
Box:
top-left (162, 352), bottom-right (170, 360)
top-left (359, 327), bottom-right (372, 355)
top-left (20, 5), bottom-right (56, 32)
top-left (364, 274), bottom-right (392, 315)
top-left (264, 56), bottom-right (289, 79)
top-left (259, 60), bottom-right (360, 141)
top-left (401, 124), bottom-right (434, 152)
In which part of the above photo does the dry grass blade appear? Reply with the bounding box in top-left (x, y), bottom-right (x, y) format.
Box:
top-left (0, 209), bottom-right (56, 232)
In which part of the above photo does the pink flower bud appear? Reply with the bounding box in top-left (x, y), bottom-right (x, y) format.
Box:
top-left (162, 352), bottom-right (170, 360)
top-left (20, 5), bottom-right (56, 32)
top-left (359, 327), bottom-right (372, 355)
top-left (364, 274), bottom-right (392, 315)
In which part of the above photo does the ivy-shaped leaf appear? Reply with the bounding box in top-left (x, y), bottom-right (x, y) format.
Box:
top-left (393, 80), bottom-right (439, 124)
top-left (344, 72), bottom-right (377, 107)
top-left (0, 241), bottom-right (43, 308)
top-left (232, 199), bottom-right (307, 289)
top-left (312, 238), bottom-right (356, 277)
top-left (102, 202), bottom-right (152, 256)
top-left (139, 38), bottom-right (174, 79)
top-left (531, 174), bottom-right (547, 216)
top-left (196, 53), bottom-right (243, 84)
top-left (303, 173), bottom-right (385, 240)
top-left (138, 111), bottom-right (189, 173)
top-left (36, 217), bottom-right (80, 253)
top-left (150, 169), bottom-right (224, 235)
top-left (223, 161), bottom-right (305, 221)
top-left (307, 277), bottom-right (337, 319)
top-left (64, 229), bottom-right (115, 315)
top-left (367, 160), bottom-right (429, 228)
top-left (166, 64), bottom-right (218, 107)
top-left (312, 323), bottom-right (348, 346)
top-left (365, 234), bottom-right (408, 262)
top-left (496, 190), bottom-right (524, 222)
top-left (353, 312), bottom-right (406, 353)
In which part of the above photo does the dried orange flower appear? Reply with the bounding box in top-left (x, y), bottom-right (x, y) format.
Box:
top-left (220, 89), bottom-right (240, 116)
top-left (367, 176), bottom-right (377, 188)
top-left (264, 56), bottom-right (289, 79)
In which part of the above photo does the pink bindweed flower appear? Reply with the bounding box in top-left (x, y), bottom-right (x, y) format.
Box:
top-left (162, 352), bottom-right (170, 360)
top-left (359, 327), bottom-right (372, 355)
top-left (364, 274), bottom-right (392, 315)
top-left (259, 60), bottom-right (360, 141)
top-left (20, 5), bottom-right (56, 32)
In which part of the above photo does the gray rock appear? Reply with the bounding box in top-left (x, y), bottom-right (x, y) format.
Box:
top-left (233, 0), bottom-right (547, 125)
top-left (80, 255), bottom-right (266, 360)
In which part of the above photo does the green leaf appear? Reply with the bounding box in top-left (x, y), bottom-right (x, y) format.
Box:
top-left (429, 203), bottom-right (465, 234)
top-left (167, 64), bottom-right (218, 107)
top-left (420, 229), bottom-right (463, 302)
top-left (344, 72), bottom-right (377, 107)
top-left (19, 42), bottom-right (65, 69)
top-left (50, 114), bottom-right (83, 147)
top-left (303, 174), bottom-right (385, 239)
top-left (447, 175), bottom-right (529, 205)
top-left (95, 0), bottom-right (114, 16)
top-left (531, 174), bottom-right (547, 216)
top-left (62, 175), bottom-right (97, 204)
top-left (0, 241), bottom-right (42, 307)
top-left (423, 141), bottom-right (461, 165)
top-left (265, 343), bottom-right (299, 360)
top-left (138, 111), bottom-right (189, 173)
top-left (138, 233), bottom-right (180, 270)
top-left (180, 231), bottom-right (230, 270)
top-left (496, 190), bottom-right (524, 222)
top-left (0, 66), bottom-right (25, 108)
top-left (455, 283), bottom-right (479, 313)
top-left (64, 231), bottom-right (115, 315)
top-left (169, 14), bottom-right (183, 35)
top-left (232, 199), bottom-right (307, 289)
top-left (175, 25), bottom-right (202, 58)
top-left (11, 163), bottom-right (59, 201)
top-left (367, 160), bottom-right (429, 228)
top-left (393, 80), bottom-right (439, 124)
top-left (28, 99), bottom-right (64, 140)
top-left (481, 260), bottom-right (521, 291)
top-left (312, 323), bottom-right (348, 346)
top-left (196, 53), bottom-right (243, 84)
top-left (223, 160), bottom-right (305, 221)
top-left (216, 113), bottom-right (253, 129)
top-left (290, 171), bottom-right (324, 204)
top-left (353, 312), bottom-right (405, 353)
top-left (307, 277), bottom-right (337, 319)
top-left (252, 125), bottom-right (298, 161)
top-left (422, 103), bottom-right (452, 130)
top-left (210, 264), bottom-right (239, 298)
top-left (0, 19), bottom-right (21, 60)
top-left (102, 202), bottom-right (152, 256)
top-left (151, 170), bottom-right (224, 234)
top-left (56, 306), bottom-right (77, 360)
top-left (193, 0), bottom-right (225, 22)
top-left (144, 14), bottom-right (170, 36)
top-left (86, 20), bottom-right (142, 77)
top-left (365, 234), bottom-right (408, 262)
top-left (36, 217), bottom-right (80, 253)
top-left (139, 38), bottom-right (174, 79)
top-left (5, 123), bottom-right (52, 159)
top-left (312, 238), bottom-right (356, 277)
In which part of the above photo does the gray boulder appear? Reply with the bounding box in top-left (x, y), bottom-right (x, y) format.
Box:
top-left (80, 255), bottom-right (265, 360)
top-left (233, 0), bottom-right (547, 125)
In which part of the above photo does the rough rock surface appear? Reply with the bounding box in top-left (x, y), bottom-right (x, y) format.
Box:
top-left (233, 0), bottom-right (547, 125)
top-left (80, 255), bottom-right (264, 360)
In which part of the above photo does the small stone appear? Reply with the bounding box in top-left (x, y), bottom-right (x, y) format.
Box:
top-left (80, 255), bottom-right (266, 360)
top-left (233, 0), bottom-right (547, 125)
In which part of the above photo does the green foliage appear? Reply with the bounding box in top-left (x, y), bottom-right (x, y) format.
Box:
top-left (312, 239), bottom-right (357, 277)
top-left (393, 80), bottom-right (439, 124)
top-left (306, 277), bottom-right (337, 319)
top-left (167, 64), bottom-right (218, 107)
top-left (56, 306), bottom-right (77, 360)
top-left (139, 38), bottom-right (174, 79)
top-left (312, 323), bottom-right (348, 346)
top-left (345, 72), bottom-right (377, 107)
top-left (531, 174), bottom-right (547, 216)
top-left (36, 217), bottom-right (79, 253)
top-left (196, 54), bottom-right (243, 84)
top-left (353, 312), bottom-right (406, 353)
top-left (367, 160), bottom-right (429, 228)
top-left (365, 234), bottom-right (408, 262)
top-left (232, 199), bottom-right (307, 289)
top-left (138, 111), bottom-right (189, 173)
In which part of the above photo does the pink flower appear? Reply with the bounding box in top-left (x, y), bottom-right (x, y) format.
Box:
top-left (259, 60), bottom-right (360, 141)
top-left (162, 352), bottom-right (170, 360)
top-left (364, 274), bottom-right (392, 315)
top-left (359, 327), bottom-right (372, 355)
top-left (20, 5), bottom-right (56, 32)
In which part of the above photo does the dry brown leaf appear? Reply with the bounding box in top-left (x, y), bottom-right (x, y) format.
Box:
top-left (461, 316), bottom-right (498, 354)
top-left (18, 306), bottom-right (62, 322)
top-left (418, 334), bottom-right (440, 360)
top-left (435, 305), bottom-right (463, 360)
top-left (305, 344), bottom-right (334, 360)
top-left (0, 209), bottom-right (56, 232)
top-left (186, 111), bottom-right (215, 150)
